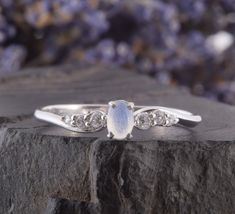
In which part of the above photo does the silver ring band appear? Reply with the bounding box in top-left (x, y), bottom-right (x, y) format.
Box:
top-left (34, 100), bottom-right (202, 140)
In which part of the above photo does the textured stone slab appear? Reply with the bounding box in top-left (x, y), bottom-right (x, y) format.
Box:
top-left (44, 197), bottom-right (98, 214)
top-left (0, 64), bottom-right (235, 214)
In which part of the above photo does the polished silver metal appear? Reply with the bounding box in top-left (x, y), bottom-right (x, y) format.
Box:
top-left (34, 100), bottom-right (202, 140)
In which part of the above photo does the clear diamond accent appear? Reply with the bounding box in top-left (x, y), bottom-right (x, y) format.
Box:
top-left (153, 110), bottom-right (167, 126)
top-left (134, 109), bottom-right (179, 129)
top-left (62, 115), bottom-right (71, 124)
top-left (135, 112), bottom-right (152, 130)
top-left (62, 111), bottom-right (106, 131)
top-left (153, 110), bottom-right (179, 126)
top-left (72, 114), bottom-right (86, 129)
top-left (90, 111), bottom-right (106, 130)
top-left (164, 114), bottom-right (179, 127)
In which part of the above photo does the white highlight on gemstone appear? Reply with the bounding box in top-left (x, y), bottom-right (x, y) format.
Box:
top-left (107, 100), bottom-right (134, 140)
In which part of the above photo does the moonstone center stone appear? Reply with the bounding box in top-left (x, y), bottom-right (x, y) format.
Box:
top-left (107, 100), bottom-right (134, 140)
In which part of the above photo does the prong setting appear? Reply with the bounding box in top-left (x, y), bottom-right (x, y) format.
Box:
top-left (127, 102), bottom-right (134, 110)
top-left (107, 132), bottom-right (114, 139)
top-left (126, 133), bottom-right (133, 139)
top-left (85, 121), bottom-right (91, 127)
top-left (109, 101), bottom-right (116, 108)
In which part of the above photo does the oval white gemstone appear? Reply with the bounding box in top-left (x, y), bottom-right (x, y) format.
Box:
top-left (107, 100), bottom-right (134, 140)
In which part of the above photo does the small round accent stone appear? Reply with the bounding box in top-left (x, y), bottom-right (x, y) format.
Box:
top-left (72, 114), bottom-right (86, 129)
top-left (62, 115), bottom-right (71, 124)
top-left (135, 112), bottom-right (151, 130)
top-left (153, 110), bottom-right (166, 126)
top-left (165, 114), bottom-right (179, 126)
top-left (90, 111), bottom-right (106, 130)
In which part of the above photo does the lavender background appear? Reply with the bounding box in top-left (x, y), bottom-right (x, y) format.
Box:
top-left (1, 0), bottom-right (235, 104)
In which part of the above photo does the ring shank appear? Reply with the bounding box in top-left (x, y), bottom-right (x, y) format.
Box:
top-left (35, 104), bottom-right (202, 129)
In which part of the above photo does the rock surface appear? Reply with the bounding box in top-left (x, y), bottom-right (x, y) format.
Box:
top-left (0, 64), bottom-right (235, 214)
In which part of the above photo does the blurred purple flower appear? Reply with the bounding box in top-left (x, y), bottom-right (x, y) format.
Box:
top-left (0, 45), bottom-right (26, 73)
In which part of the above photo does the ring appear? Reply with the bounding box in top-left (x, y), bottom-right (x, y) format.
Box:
top-left (34, 100), bottom-right (202, 140)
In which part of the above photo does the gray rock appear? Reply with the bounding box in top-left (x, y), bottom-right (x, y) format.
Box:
top-left (44, 197), bottom-right (99, 214)
top-left (0, 64), bottom-right (235, 214)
